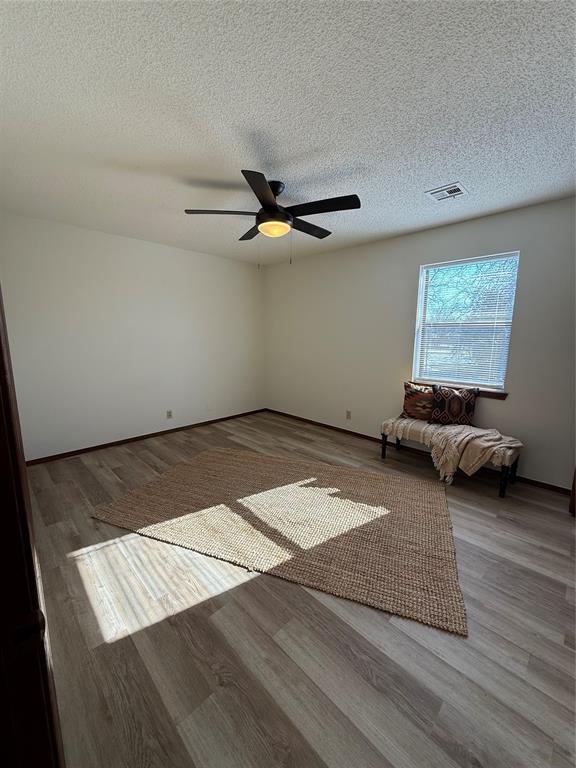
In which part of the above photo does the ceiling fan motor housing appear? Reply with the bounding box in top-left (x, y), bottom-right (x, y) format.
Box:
top-left (256, 207), bottom-right (293, 228)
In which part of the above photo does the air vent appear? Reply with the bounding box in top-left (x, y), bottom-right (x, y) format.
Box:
top-left (425, 182), bottom-right (468, 201)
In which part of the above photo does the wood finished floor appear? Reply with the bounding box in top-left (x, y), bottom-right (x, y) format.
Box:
top-left (30, 412), bottom-right (575, 768)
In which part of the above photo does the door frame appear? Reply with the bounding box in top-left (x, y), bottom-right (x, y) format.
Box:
top-left (0, 283), bottom-right (65, 767)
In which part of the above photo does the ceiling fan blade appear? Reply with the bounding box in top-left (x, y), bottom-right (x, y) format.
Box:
top-left (291, 218), bottom-right (331, 239)
top-left (241, 170), bottom-right (277, 208)
top-left (239, 225), bottom-right (260, 241)
top-left (286, 194), bottom-right (361, 218)
top-left (184, 209), bottom-right (255, 215)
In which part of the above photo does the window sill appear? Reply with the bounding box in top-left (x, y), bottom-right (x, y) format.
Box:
top-left (413, 381), bottom-right (508, 400)
top-left (476, 389), bottom-right (508, 400)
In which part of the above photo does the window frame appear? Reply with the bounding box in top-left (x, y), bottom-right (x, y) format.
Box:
top-left (411, 251), bottom-right (519, 396)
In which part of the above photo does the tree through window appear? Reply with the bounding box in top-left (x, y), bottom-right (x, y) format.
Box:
top-left (412, 252), bottom-right (519, 389)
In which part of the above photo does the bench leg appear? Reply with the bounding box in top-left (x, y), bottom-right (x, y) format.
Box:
top-left (509, 457), bottom-right (519, 484)
top-left (381, 434), bottom-right (387, 460)
top-left (499, 465), bottom-right (510, 498)
top-left (395, 437), bottom-right (401, 450)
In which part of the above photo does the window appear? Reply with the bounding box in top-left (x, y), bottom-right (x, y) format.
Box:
top-left (412, 252), bottom-right (519, 390)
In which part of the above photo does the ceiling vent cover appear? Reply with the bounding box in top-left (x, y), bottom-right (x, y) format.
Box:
top-left (425, 182), bottom-right (468, 201)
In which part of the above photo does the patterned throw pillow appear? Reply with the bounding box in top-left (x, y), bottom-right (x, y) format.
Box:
top-left (430, 385), bottom-right (479, 426)
top-left (401, 382), bottom-right (434, 420)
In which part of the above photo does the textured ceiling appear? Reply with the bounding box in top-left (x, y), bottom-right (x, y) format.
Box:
top-left (1, 1), bottom-right (574, 264)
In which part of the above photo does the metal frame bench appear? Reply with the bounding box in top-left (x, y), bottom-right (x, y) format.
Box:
top-left (381, 418), bottom-right (521, 497)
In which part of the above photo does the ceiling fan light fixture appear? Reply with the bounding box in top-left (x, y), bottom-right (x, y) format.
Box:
top-left (257, 219), bottom-right (291, 238)
top-left (256, 207), bottom-right (293, 238)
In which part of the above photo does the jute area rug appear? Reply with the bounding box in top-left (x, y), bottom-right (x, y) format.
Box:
top-left (94, 448), bottom-right (467, 635)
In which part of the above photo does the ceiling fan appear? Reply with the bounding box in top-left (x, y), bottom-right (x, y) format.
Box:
top-left (184, 170), bottom-right (361, 240)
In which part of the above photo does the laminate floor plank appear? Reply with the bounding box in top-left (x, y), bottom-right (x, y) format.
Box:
top-left (30, 412), bottom-right (574, 768)
top-left (211, 595), bottom-right (392, 768)
top-left (255, 576), bottom-right (443, 734)
top-left (173, 600), bottom-right (330, 768)
top-left (274, 616), bottom-right (463, 768)
top-left (310, 590), bottom-right (557, 768)
top-left (389, 615), bottom-right (573, 752)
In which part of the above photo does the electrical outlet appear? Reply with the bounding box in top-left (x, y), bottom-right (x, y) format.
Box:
top-left (166, 409), bottom-right (173, 419)
top-left (346, 410), bottom-right (352, 420)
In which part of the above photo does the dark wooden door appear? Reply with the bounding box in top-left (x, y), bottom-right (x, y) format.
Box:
top-left (0, 285), bottom-right (65, 767)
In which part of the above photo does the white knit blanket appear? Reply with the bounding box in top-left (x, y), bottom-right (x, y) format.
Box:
top-left (381, 417), bottom-right (522, 484)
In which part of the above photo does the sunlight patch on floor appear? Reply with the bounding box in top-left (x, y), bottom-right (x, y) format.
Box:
top-left (68, 478), bottom-right (390, 644)
top-left (240, 478), bottom-right (390, 548)
top-left (139, 477), bottom-right (391, 568)
top-left (67, 533), bottom-right (257, 644)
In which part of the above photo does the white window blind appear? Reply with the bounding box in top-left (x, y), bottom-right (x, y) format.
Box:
top-left (412, 252), bottom-right (519, 390)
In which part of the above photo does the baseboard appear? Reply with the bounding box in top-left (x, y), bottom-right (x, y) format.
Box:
top-left (263, 409), bottom-right (571, 496)
top-left (26, 406), bottom-right (571, 496)
top-left (25, 409), bottom-right (267, 466)
top-left (263, 409), bottom-right (382, 443)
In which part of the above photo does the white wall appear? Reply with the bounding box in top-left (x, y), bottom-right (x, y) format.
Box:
top-left (264, 197), bottom-right (575, 489)
top-left (2, 199), bottom-right (574, 487)
top-left (0, 212), bottom-right (263, 460)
